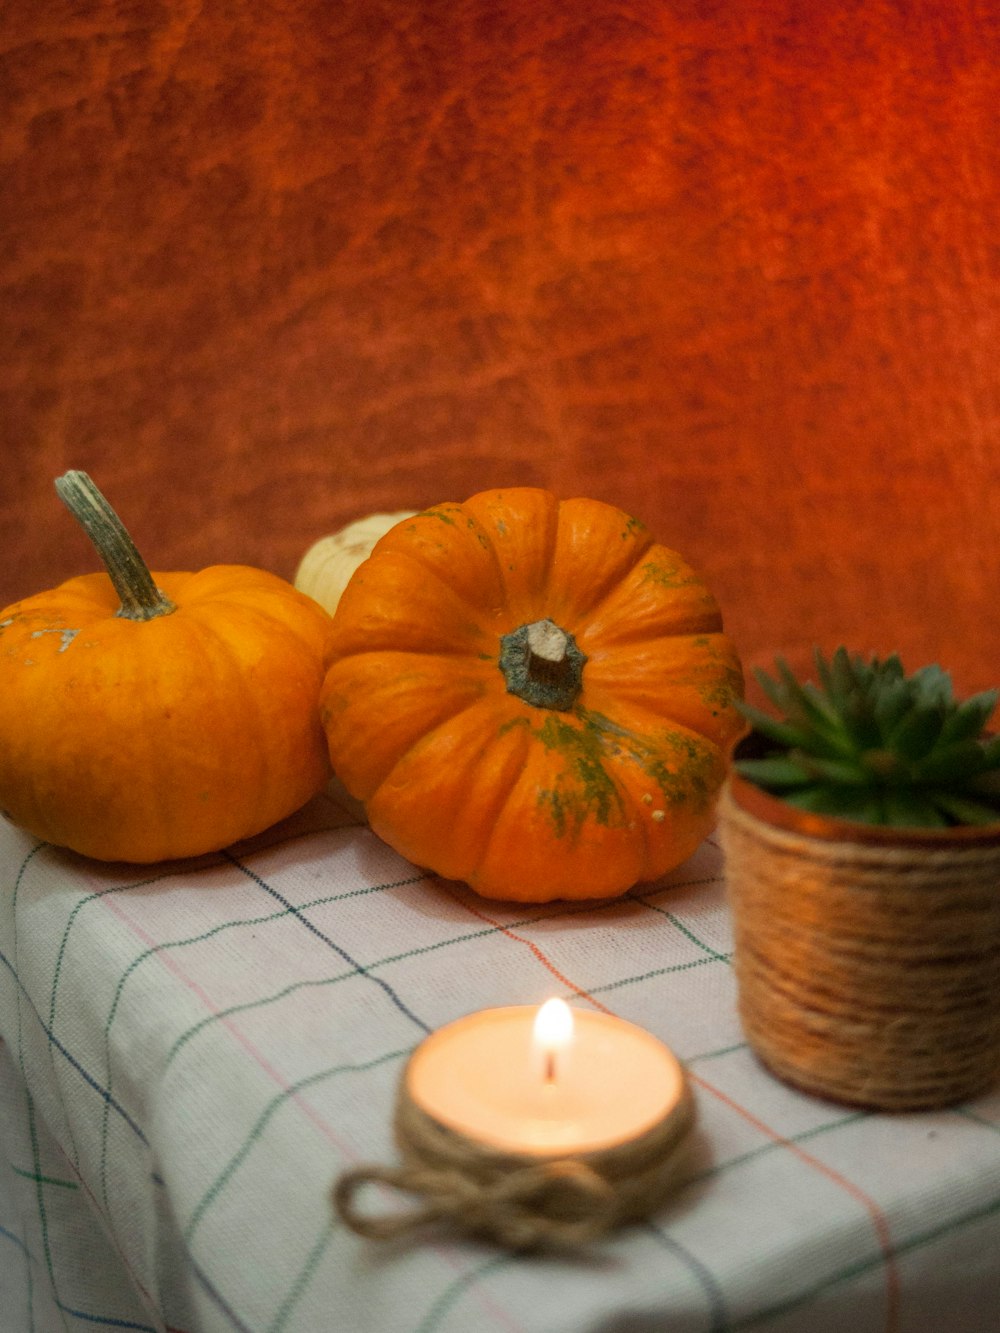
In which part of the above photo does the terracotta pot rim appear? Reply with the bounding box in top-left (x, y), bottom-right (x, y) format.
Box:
top-left (726, 730), bottom-right (1000, 848)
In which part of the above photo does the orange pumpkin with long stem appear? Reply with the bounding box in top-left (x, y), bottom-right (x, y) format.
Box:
top-left (320, 487), bottom-right (744, 901)
top-left (0, 472), bottom-right (335, 863)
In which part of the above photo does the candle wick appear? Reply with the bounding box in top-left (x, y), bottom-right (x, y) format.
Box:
top-left (544, 1051), bottom-right (556, 1083)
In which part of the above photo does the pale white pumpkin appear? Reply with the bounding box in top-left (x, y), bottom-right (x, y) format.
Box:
top-left (294, 511), bottom-right (416, 614)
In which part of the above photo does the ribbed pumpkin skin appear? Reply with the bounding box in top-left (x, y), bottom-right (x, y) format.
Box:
top-left (0, 566), bottom-right (335, 862)
top-left (321, 488), bottom-right (744, 902)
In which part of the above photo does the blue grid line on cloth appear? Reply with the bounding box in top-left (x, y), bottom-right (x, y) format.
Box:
top-left (0, 942), bottom-right (149, 1145)
top-left (70, 886), bottom-right (525, 1330)
top-left (156, 884), bottom-right (731, 1080)
top-left (404, 886), bottom-right (904, 1333)
top-left (3, 829), bottom-right (864, 1333)
top-left (5, 815), bottom-right (1000, 1333)
top-left (221, 850), bottom-right (433, 1035)
top-left (85, 842), bottom-right (739, 1331)
top-left (174, 849), bottom-right (739, 1330)
top-left (1, 1216), bottom-right (32, 1260)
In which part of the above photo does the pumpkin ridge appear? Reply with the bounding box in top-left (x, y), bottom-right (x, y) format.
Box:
top-left (323, 651), bottom-right (495, 802)
top-left (368, 696), bottom-right (535, 881)
top-left (166, 610), bottom-right (272, 847)
top-left (548, 500), bottom-right (657, 623)
top-left (390, 540), bottom-right (508, 623)
top-left (456, 498), bottom-right (519, 619)
top-left (573, 544), bottom-right (719, 644)
top-left (581, 686), bottom-right (730, 761)
top-left (371, 505), bottom-right (509, 620)
top-left (191, 581), bottom-right (334, 667)
top-left (189, 600), bottom-right (329, 843)
top-left (466, 715), bottom-right (589, 889)
top-left (462, 488), bottom-right (561, 619)
top-left (581, 653), bottom-right (744, 749)
top-left (537, 493), bottom-right (562, 605)
top-left (362, 690), bottom-right (500, 809)
top-left (454, 712), bottom-right (537, 886)
top-left (580, 605), bottom-right (723, 648)
top-left (330, 548), bottom-right (497, 657)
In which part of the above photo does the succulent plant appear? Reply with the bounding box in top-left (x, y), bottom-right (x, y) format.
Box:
top-left (735, 648), bottom-right (1000, 828)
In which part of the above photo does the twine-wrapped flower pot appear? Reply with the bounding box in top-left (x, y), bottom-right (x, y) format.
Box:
top-left (718, 736), bottom-right (1000, 1111)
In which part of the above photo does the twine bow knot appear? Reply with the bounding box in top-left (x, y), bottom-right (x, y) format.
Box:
top-left (335, 1157), bottom-right (618, 1248)
top-left (334, 1080), bottom-right (696, 1249)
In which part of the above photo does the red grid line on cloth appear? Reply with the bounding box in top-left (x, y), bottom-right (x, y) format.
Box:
top-left (448, 890), bottom-right (901, 1333)
top-left (98, 892), bottom-right (357, 1162)
top-left (95, 873), bottom-right (527, 1333)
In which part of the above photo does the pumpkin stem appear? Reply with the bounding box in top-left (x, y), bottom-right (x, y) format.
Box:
top-left (499, 618), bottom-right (587, 711)
top-left (54, 471), bottom-right (176, 621)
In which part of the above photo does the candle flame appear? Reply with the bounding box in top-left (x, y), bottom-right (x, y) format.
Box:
top-left (533, 998), bottom-right (574, 1083)
top-left (534, 997), bottom-right (574, 1046)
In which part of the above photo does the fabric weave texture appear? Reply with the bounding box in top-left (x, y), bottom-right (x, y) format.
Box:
top-left (1, 784), bottom-right (999, 1333)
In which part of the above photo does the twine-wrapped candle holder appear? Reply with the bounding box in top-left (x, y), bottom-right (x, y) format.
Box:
top-left (718, 772), bottom-right (1000, 1111)
top-left (334, 1005), bottom-right (698, 1249)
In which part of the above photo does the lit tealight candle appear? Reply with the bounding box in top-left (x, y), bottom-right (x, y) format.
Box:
top-left (406, 1000), bottom-right (687, 1156)
top-left (335, 1001), bottom-right (695, 1247)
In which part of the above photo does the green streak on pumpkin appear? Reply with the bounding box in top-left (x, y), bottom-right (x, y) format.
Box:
top-left (638, 560), bottom-right (701, 589)
top-left (414, 508), bottom-right (458, 527)
top-left (533, 711), bottom-right (627, 838)
top-left (530, 708), bottom-right (718, 842)
top-left (700, 675), bottom-right (741, 709)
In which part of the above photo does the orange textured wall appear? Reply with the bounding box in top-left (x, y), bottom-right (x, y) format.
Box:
top-left (2, 1), bottom-right (998, 695)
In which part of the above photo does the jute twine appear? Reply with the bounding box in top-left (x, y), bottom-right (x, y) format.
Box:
top-left (718, 786), bottom-right (1000, 1110)
top-left (334, 1074), bottom-right (696, 1249)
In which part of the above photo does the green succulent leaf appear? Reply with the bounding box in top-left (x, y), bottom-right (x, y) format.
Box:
top-left (912, 740), bottom-right (990, 786)
top-left (813, 646), bottom-right (835, 697)
top-left (872, 677), bottom-right (912, 741)
top-left (938, 789), bottom-right (1000, 821)
top-left (792, 753), bottom-right (870, 785)
top-left (932, 793), bottom-right (1000, 826)
top-left (938, 691), bottom-right (999, 747)
top-left (755, 661), bottom-right (841, 740)
top-left (885, 703), bottom-right (947, 761)
top-left (843, 696), bottom-right (884, 750)
top-left (780, 785), bottom-right (886, 825)
top-left (828, 647), bottom-right (856, 710)
top-left (737, 647), bottom-right (1000, 829)
top-left (734, 701), bottom-right (815, 750)
top-left (734, 757), bottom-right (814, 788)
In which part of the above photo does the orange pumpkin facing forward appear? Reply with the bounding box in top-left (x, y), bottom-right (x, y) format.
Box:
top-left (0, 473), bottom-right (335, 863)
top-left (320, 488), bottom-right (744, 901)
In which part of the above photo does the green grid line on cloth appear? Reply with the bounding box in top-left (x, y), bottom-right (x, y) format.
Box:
top-left (3, 798), bottom-right (1000, 1333)
top-left (6, 826), bottom-right (743, 1331)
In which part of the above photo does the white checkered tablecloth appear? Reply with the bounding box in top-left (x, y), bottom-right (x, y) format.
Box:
top-left (1, 781), bottom-right (999, 1333)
